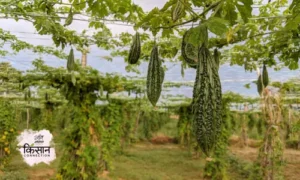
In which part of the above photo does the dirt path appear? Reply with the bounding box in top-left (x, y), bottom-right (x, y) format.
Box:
top-left (26, 169), bottom-right (55, 180)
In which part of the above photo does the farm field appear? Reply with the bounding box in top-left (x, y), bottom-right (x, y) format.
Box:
top-left (2, 139), bottom-right (300, 180)
top-left (2, 0), bottom-right (300, 180)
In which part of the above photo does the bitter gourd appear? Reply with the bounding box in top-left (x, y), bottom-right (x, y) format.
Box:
top-left (146, 45), bottom-right (163, 106)
top-left (192, 46), bottom-right (222, 156)
top-left (262, 63), bottom-right (269, 87)
top-left (67, 48), bottom-right (75, 71)
top-left (172, 0), bottom-right (184, 22)
top-left (128, 32), bottom-right (141, 64)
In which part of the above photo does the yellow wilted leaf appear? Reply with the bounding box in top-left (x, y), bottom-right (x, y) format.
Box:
top-left (104, 121), bottom-right (108, 126)
top-left (226, 28), bottom-right (234, 43)
top-left (76, 150), bottom-right (82, 155)
top-left (89, 125), bottom-right (94, 135)
top-left (56, 174), bottom-right (63, 180)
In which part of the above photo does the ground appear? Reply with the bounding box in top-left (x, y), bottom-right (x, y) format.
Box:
top-left (229, 146), bottom-right (300, 180)
top-left (2, 139), bottom-right (300, 180)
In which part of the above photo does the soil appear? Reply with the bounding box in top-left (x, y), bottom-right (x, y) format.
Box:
top-left (26, 169), bottom-right (55, 180)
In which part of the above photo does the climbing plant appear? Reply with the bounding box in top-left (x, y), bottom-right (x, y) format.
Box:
top-left (0, 101), bottom-right (17, 169)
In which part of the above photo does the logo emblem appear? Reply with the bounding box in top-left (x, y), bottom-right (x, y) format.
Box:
top-left (17, 129), bottom-right (56, 166)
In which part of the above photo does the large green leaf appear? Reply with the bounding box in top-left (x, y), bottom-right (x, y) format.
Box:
top-left (191, 0), bottom-right (204, 7)
top-left (223, 1), bottom-right (238, 25)
top-left (285, 14), bottom-right (300, 30)
top-left (186, 25), bottom-right (208, 47)
top-left (206, 17), bottom-right (228, 36)
top-left (236, 0), bottom-right (253, 23)
top-left (290, 0), bottom-right (300, 13)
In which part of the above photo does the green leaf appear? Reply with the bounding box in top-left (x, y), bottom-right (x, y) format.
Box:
top-left (244, 83), bottom-right (251, 89)
top-left (100, 85), bottom-right (104, 96)
top-left (17, 2), bottom-right (24, 9)
top-left (285, 15), bottom-right (300, 30)
top-left (223, 1), bottom-right (238, 25)
top-left (288, 61), bottom-right (299, 70)
top-left (101, 56), bottom-right (113, 61)
top-left (206, 17), bottom-right (229, 36)
top-left (162, 28), bottom-right (173, 38)
top-left (290, 0), bottom-right (300, 12)
top-left (161, 0), bottom-right (176, 12)
top-left (71, 73), bottom-right (76, 86)
top-left (191, 0), bottom-right (203, 7)
top-left (236, 0), bottom-right (253, 23)
top-left (187, 25), bottom-right (208, 47)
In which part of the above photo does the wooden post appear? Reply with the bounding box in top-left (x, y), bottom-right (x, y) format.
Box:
top-left (79, 47), bottom-right (90, 67)
top-left (241, 103), bottom-right (248, 148)
top-left (81, 52), bottom-right (87, 67)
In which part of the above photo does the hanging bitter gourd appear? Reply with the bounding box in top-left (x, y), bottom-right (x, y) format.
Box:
top-left (192, 45), bottom-right (222, 157)
top-left (67, 48), bottom-right (75, 71)
top-left (262, 63), bottom-right (269, 87)
top-left (64, 7), bottom-right (73, 26)
top-left (172, 0), bottom-right (184, 22)
top-left (146, 45), bottom-right (163, 106)
top-left (128, 32), bottom-right (141, 64)
top-left (257, 74), bottom-right (263, 96)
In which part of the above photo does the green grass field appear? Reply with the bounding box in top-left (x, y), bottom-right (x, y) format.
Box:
top-left (1, 141), bottom-right (300, 180)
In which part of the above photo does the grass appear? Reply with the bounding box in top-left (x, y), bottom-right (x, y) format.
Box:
top-left (3, 142), bottom-right (300, 180)
top-left (3, 143), bottom-right (207, 180)
top-left (154, 119), bottom-right (179, 138)
top-left (2, 138), bottom-right (300, 180)
top-left (108, 144), bottom-right (205, 180)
